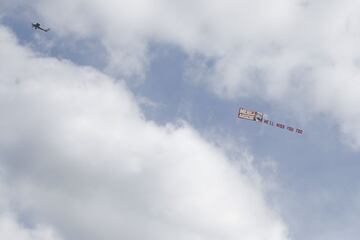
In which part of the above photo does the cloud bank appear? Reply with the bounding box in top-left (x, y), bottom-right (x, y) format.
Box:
top-left (0, 27), bottom-right (288, 240)
top-left (7, 0), bottom-right (359, 149)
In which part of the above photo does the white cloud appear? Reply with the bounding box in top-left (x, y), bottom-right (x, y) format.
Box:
top-left (6, 0), bottom-right (358, 149)
top-left (0, 214), bottom-right (61, 240)
top-left (0, 27), bottom-right (288, 240)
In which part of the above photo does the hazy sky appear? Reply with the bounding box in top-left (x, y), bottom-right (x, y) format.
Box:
top-left (1, 1), bottom-right (360, 240)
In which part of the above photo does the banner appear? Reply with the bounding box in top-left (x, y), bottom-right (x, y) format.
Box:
top-left (238, 107), bottom-right (303, 135)
top-left (238, 108), bottom-right (257, 121)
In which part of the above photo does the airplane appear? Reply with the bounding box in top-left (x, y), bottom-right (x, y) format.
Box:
top-left (32, 22), bottom-right (50, 32)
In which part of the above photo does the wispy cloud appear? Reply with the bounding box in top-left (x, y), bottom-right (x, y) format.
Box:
top-left (5, 0), bottom-right (358, 149)
top-left (0, 213), bottom-right (61, 240)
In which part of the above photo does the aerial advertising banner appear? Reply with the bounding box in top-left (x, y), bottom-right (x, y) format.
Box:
top-left (238, 108), bottom-right (264, 122)
top-left (238, 107), bottom-right (303, 134)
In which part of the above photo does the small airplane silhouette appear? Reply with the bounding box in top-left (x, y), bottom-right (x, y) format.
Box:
top-left (32, 22), bottom-right (50, 32)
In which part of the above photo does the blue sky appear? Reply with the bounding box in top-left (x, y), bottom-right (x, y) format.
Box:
top-left (1, 1), bottom-right (360, 240)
